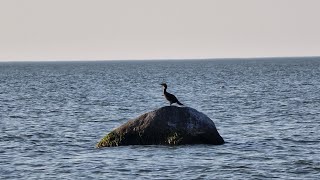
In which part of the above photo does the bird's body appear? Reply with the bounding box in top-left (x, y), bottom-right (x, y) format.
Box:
top-left (160, 83), bottom-right (183, 106)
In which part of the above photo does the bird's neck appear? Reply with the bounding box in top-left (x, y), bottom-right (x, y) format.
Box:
top-left (163, 87), bottom-right (167, 94)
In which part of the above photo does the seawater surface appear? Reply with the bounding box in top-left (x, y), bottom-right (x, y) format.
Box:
top-left (1, 58), bottom-right (320, 179)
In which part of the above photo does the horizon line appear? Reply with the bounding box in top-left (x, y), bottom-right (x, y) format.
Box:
top-left (0, 55), bottom-right (320, 63)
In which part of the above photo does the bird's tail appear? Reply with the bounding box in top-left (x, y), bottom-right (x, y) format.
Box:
top-left (177, 101), bottom-right (183, 106)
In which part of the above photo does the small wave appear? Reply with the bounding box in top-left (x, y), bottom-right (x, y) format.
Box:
top-left (9, 115), bottom-right (25, 119)
top-left (281, 138), bottom-right (319, 144)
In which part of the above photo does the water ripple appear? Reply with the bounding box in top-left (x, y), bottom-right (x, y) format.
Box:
top-left (1, 59), bottom-right (320, 179)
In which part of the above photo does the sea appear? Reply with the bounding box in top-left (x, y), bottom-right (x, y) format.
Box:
top-left (1, 57), bottom-right (320, 179)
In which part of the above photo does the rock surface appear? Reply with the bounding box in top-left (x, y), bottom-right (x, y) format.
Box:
top-left (97, 106), bottom-right (224, 148)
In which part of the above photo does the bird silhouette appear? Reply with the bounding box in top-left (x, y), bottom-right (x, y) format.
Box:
top-left (160, 83), bottom-right (183, 106)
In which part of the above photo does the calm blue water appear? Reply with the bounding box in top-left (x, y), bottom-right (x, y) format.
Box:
top-left (1, 58), bottom-right (320, 179)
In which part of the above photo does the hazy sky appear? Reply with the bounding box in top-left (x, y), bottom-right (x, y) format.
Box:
top-left (1, 0), bottom-right (320, 61)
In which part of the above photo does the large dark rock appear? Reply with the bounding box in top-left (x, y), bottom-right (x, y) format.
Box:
top-left (96, 106), bottom-right (224, 148)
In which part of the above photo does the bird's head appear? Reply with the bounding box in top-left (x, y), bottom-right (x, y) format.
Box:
top-left (160, 83), bottom-right (167, 89)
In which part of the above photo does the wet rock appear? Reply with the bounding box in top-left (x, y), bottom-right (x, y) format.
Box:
top-left (97, 106), bottom-right (224, 148)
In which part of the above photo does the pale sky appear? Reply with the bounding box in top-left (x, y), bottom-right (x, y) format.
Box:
top-left (1, 0), bottom-right (320, 61)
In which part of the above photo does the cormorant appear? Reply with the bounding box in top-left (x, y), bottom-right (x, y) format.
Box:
top-left (160, 83), bottom-right (183, 106)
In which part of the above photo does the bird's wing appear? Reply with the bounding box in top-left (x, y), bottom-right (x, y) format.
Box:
top-left (167, 92), bottom-right (178, 101)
